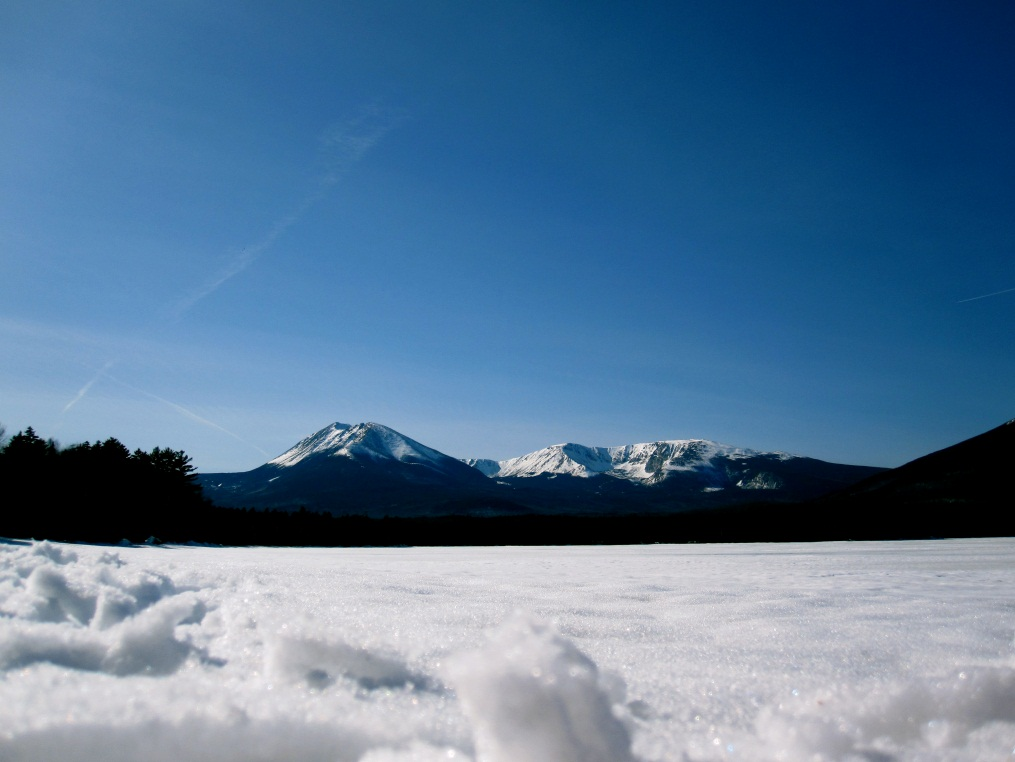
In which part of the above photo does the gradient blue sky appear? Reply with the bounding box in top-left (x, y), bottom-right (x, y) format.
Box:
top-left (2, 1), bottom-right (1013, 472)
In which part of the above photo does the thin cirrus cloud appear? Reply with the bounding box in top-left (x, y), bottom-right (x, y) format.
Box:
top-left (32, 326), bottom-right (269, 459)
top-left (956, 286), bottom-right (1015, 304)
top-left (102, 371), bottom-right (270, 458)
top-left (169, 104), bottom-right (406, 321)
top-left (0, 315), bottom-right (261, 456)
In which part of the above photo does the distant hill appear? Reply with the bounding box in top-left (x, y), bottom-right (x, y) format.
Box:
top-left (805, 418), bottom-right (1015, 539)
top-left (199, 421), bottom-right (884, 518)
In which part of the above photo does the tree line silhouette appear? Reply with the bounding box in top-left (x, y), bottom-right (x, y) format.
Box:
top-left (0, 425), bottom-right (210, 544)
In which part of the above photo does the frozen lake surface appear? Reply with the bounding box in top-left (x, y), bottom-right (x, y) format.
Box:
top-left (1, 537), bottom-right (1013, 761)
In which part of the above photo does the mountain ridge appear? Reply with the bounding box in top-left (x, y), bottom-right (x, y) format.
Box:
top-left (199, 421), bottom-right (885, 518)
top-left (477, 439), bottom-right (798, 484)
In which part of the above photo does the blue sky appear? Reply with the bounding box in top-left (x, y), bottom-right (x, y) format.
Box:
top-left (2, 1), bottom-right (1013, 472)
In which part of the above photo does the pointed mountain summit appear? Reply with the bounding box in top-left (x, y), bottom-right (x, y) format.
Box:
top-left (270, 421), bottom-right (466, 477)
top-left (200, 422), bottom-right (501, 517)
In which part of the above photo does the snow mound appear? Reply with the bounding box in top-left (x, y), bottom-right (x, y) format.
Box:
top-left (267, 623), bottom-right (423, 691)
top-left (758, 665), bottom-right (1015, 758)
top-left (0, 542), bottom-right (205, 676)
top-left (448, 614), bottom-right (634, 762)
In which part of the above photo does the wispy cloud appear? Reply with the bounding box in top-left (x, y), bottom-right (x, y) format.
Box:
top-left (0, 315), bottom-right (116, 350)
top-left (169, 104), bottom-right (406, 320)
top-left (6, 316), bottom-right (267, 459)
top-left (318, 103), bottom-right (406, 184)
top-left (104, 372), bottom-right (270, 458)
top-left (957, 286), bottom-right (1015, 303)
top-left (62, 360), bottom-right (116, 414)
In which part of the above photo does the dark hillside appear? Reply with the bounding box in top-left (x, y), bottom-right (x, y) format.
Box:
top-left (810, 419), bottom-right (1015, 538)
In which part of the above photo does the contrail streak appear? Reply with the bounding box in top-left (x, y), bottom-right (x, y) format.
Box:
top-left (169, 200), bottom-right (313, 320)
top-left (957, 286), bottom-right (1015, 303)
top-left (170, 104), bottom-right (405, 321)
top-left (105, 372), bottom-right (270, 458)
top-left (63, 360), bottom-right (117, 414)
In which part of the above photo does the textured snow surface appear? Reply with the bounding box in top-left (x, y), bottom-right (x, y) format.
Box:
top-left (1, 538), bottom-right (1014, 761)
top-left (270, 422), bottom-right (450, 468)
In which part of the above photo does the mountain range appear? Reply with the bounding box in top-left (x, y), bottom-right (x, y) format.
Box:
top-left (199, 422), bottom-right (885, 518)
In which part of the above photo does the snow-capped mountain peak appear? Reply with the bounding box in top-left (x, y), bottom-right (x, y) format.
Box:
top-left (269, 422), bottom-right (451, 469)
top-left (476, 439), bottom-right (796, 485)
top-left (495, 443), bottom-right (615, 479)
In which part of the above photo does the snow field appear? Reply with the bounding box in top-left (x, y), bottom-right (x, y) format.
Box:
top-left (1, 538), bottom-right (1014, 761)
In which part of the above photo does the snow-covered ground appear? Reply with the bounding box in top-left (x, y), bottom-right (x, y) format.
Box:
top-left (1, 537), bottom-right (1013, 761)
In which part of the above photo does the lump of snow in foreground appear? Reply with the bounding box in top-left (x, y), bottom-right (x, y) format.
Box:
top-left (448, 615), bottom-right (634, 762)
top-left (1, 537), bottom-right (1014, 761)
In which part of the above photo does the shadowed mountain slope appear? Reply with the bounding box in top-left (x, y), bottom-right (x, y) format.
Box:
top-left (200, 422), bottom-right (884, 518)
top-left (824, 418), bottom-right (1013, 505)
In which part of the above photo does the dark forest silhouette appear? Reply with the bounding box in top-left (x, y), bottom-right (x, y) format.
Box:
top-left (0, 426), bottom-right (207, 543)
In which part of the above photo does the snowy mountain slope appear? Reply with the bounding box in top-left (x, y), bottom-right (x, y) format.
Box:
top-left (494, 443), bottom-right (616, 479)
top-left (462, 458), bottom-right (501, 477)
top-left (474, 439), bottom-right (795, 487)
top-left (271, 422), bottom-right (462, 475)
